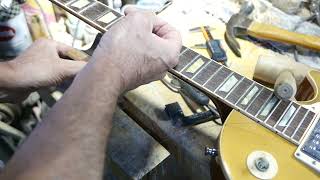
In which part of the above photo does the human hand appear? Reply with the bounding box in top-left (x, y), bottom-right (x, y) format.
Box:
top-left (0, 39), bottom-right (86, 103)
top-left (91, 8), bottom-right (182, 91)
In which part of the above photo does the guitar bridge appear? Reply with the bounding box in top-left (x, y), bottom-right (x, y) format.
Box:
top-left (295, 117), bottom-right (320, 173)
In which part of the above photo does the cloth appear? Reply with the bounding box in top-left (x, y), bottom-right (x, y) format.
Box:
top-left (0, 0), bottom-right (25, 22)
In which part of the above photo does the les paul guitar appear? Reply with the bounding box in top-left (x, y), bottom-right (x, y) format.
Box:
top-left (49, 0), bottom-right (320, 179)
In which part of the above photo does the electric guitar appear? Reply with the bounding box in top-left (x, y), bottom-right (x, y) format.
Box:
top-left (49, 0), bottom-right (320, 179)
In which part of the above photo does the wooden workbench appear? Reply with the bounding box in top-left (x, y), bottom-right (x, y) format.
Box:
top-left (118, 0), bottom-right (275, 179)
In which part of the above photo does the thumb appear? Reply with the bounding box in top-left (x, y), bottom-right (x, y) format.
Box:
top-left (58, 59), bottom-right (87, 78)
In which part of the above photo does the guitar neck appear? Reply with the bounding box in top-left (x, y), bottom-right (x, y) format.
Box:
top-left (50, 0), bottom-right (316, 145)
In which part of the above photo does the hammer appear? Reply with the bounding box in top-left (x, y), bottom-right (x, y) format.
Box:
top-left (226, 2), bottom-right (320, 57)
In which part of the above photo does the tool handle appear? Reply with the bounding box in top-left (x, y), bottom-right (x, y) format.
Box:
top-left (248, 22), bottom-right (320, 51)
top-left (65, 48), bottom-right (90, 61)
top-left (206, 40), bottom-right (227, 62)
top-left (274, 70), bottom-right (297, 100)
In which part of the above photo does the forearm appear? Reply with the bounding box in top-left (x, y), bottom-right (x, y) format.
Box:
top-left (0, 60), bottom-right (122, 180)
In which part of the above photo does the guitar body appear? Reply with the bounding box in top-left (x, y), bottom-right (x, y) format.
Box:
top-left (219, 70), bottom-right (320, 179)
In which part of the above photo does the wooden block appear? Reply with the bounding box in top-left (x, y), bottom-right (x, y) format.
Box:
top-left (104, 108), bottom-right (170, 180)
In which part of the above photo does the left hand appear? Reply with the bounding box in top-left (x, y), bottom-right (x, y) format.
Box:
top-left (0, 39), bottom-right (86, 103)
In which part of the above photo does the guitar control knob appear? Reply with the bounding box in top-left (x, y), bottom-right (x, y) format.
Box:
top-left (247, 151), bottom-right (278, 180)
top-left (205, 147), bottom-right (218, 157)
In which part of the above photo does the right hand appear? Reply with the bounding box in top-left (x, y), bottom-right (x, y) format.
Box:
top-left (91, 8), bottom-right (182, 91)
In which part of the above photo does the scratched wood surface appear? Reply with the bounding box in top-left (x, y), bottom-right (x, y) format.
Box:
top-left (104, 108), bottom-right (170, 180)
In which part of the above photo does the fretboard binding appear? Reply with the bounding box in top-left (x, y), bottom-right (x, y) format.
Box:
top-left (291, 110), bottom-right (310, 141)
top-left (243, 86), bottom-right (264, 111)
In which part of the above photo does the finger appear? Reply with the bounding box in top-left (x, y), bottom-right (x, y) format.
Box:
top-left (57, 59), bottom-right (87, 78)
top-left (124, 6), bottom-right (140, 15)
top-left (53, 41), bottom-right (77, 59)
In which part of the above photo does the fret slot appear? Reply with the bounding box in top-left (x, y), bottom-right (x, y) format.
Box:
top-left (292, 111), bottom-right (315, 142)
top-left (265, 100), bottom-right (290, 127)
top-left (192, 61), bottom-right (221, 85)
top-left (275, 103), bottom-right (299, 132)
top-left (95, 10), bottom-right (121, 29)
top-left (246, 88), bottom-right (273, 116)
top-left (236, 84), bottom-right (262, 110)
top-left (284, 107), bottom-right (308, 137)
top-left (204, 67), bottom-right (232, 93)
top-left (226, 78), bottom-right (252, 104)
top-left (181, 56), bottom-right (210, 78)
top-left (80, 2), bottom-right (110, 21)
top-left (174, 50), bottom-right (199, 72)
top-left (216, 73), bottom-right (242, 98)
top-left (68, 0), bottom-right (94, 12)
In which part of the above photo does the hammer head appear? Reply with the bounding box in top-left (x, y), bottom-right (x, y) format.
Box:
top-left (225, 2), bottom-right (254, 57)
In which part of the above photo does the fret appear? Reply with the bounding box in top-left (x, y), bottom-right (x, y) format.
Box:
top-left (192, 61), bottom-right (222, 85)
top-left (68, 0), bottom-right (94, 12)
top-left (246, 88), bottom-right (273, 116)
top-left (292, 111), bottom-right (315, 142)
top-left (180, 46), bottom-right (187, 53)
top-left (80, 2), bottom-right (110, 21)
top-left (275, 103), bottom-right (299, 132)
top-left (284, 107), bottom-right (308, 137)
top-left (204, 67), bottom-right (232, 93)
top-left (174, 49), bottom-right (199, 72)
top-left (181, 56), bottom-right (210, 78)
top-left (226, 78), bottom-right (253, 104)
top-left (265, 100), bottom-right (290, 127)
top-left (256, 95), bottom-right (279, 121)
top-left (215, 73), bottom-right (243, 98)
top-left (236, 84), bottom-right (262, 110)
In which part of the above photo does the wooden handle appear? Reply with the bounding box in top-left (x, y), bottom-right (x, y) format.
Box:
top-left (65, 48), bottom-right (90, 61)
top-left (248, 22), bottom-right (320, 52)
top-left (274, 70), bottom-right (297, 100)
top-left (254, 55), bottom-right (311, 86)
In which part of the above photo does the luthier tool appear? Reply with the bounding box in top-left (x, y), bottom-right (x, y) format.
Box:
top-left (190, 26), bottom-right (227, 63)
top-left (165, 102), bottom-right (219, 126)
top-left (225, 2), bottom-right (320, 57)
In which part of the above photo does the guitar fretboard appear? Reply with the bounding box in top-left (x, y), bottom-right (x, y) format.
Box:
top-left (50, 0), bottom-right (317, 145)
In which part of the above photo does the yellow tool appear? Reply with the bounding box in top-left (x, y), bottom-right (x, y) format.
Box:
top-left (226, 2), bottom-right (320, 57)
